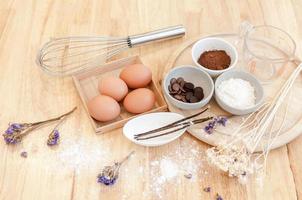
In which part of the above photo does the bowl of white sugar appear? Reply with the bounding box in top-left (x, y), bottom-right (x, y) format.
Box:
top-left (214, 70), bottom-right (264, 115)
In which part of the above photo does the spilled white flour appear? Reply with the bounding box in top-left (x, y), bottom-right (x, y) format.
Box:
top-left (141, 138), bottom-right (205, 199)
top-left (27, 127), bottom-right (206, 199)
top-left (159, 159), bottom-right (179, 179)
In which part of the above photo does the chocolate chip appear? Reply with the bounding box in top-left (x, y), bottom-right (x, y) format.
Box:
top-left (181, 95), bottom-right (187, 102)
top-left (168, 77), bottom-right (204, 104)
top-left (177, 77), bottom-right (184, 83)
top-left (169, 91), bottom-right (178, 95)
top-left (184, 82), bottom-right (194, 91)
top-left (173, 94), bottom-right (183, 100)
top-left (194, 87), bottom-right (203, 93)
top-left (170, 78), bottom-right (177, 85)
top-left (194, 93), bottom-right (204, 101)
top-left (185, 92), bottom-right (193, 101)
top-left (189, 96), bottom-right (199, 103)
top-left (180, 86), bottom-right (186, 92)
top-left (172, 83), bottom-right (180, 91)
top-left (180, 80), bottom-right (185, 88)
top-left (194, 87), bottom-right (204, 100)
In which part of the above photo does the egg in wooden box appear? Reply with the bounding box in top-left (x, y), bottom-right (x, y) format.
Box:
top-left (72, 56), bottom-right (167, 134)
top-left (120, 63), bottom-right (152, 89)
top-left (87, 95), bottom-right (121, 122)
top-left (98, 76), bottom-right (128, 101)
top-left (123, 88), bottom-right (155, 114)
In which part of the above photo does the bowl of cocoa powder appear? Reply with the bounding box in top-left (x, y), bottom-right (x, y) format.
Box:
top-left (191, 37), bottom-right (238, 77)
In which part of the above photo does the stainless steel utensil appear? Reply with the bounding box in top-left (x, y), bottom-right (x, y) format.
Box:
top-left (37, 25), bottom-right (185, 76)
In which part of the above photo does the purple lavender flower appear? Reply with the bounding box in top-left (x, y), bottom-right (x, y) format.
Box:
top-left (20, 151), bottom-right (28, 158)
top-left (3, 123), bottom-right (27, 144)
top-left (97, 174), bottom-right (117, 185)
top-left (203, 187), bottom-right (211, 192)
top-left (97, 151), bottom-right (134, 186)
top-left (11, 123), bottom-right (23, 129)
top-left (5, 123), bottom-right (23, 134)
top-left (3, 107), bottom-right (76, 146)
top-left (97, 163), bottom-right (120, 186)
top-left (47, 129), bottom-right (60, 146)
top-left (216, 193), bottom-right (223, 200)
top-left (204, 116), bottom-right (227, 134)
top-left (215, 116), bottom-right (227, 126)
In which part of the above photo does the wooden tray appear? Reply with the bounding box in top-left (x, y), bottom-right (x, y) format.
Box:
top-left (73, 55), bottom-right (167, 134)
top-left (161, 33), bottom-right (302, 151)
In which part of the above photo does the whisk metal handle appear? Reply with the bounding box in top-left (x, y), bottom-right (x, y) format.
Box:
top-left (128, 25), bottom-right (185, 47)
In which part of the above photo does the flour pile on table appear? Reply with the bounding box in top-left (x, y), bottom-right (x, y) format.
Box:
top-left (141, 138), bottom-right (205, 199)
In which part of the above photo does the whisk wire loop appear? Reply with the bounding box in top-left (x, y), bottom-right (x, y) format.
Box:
top-left (36, 25), bottom-right (185, 76)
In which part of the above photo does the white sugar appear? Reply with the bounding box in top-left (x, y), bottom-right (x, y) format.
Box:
top-left (217, 78), bottom-right (256, 109)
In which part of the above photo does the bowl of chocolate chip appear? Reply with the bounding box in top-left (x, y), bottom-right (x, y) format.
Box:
top-left (192, 37), bottom-right (238, 77)
top-left (163, 65), bottom-right (214, 110)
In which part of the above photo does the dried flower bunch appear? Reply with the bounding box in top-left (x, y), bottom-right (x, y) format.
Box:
top-left (206, 142), bottom-right (254, 183)
top-left (204, 116), bottom-right (227, 134)
top-left (216, 193), bottom-right (223, 200)
top-left (206, 64), bottom-right (302, 184)
top-left (97, 163), bottom-right (120, 185)
top-left (47, 129), bottom-right (60, 146)
top-left (2, 107), bottom-right (76, 146)
top-left (97, 151), bottom-right (135, 186)
top-left (3, 123), bottom-right (33, 144)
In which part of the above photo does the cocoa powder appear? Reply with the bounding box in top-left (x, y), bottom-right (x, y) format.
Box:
top-left (198, 50), bottom-right (231, 70)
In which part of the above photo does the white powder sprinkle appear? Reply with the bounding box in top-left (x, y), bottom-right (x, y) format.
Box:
top-left (160, 159), bottom-right (179, 179)
top-left (146, 138), bottom-right (205, 199)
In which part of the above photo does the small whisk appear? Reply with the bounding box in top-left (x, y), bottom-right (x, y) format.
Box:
top-left (37, 25), bottom-right (185, 76)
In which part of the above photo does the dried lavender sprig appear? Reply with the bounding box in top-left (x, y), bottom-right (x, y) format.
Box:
top-left (26, 106), bottom-right (77, 127)
top-left (203, 187), bottom-right (211, 192)
top-left (2, 107), bottom-right (77, 145)
top-left (3, 123), bottom-right (32, 144)
top-left (216, 193), bottom-right (223, 200)
top-left (47, 129), bottom-right (60, 146)
top-left (97, 151), bottom-right (135, 186)
top-left (204, 116), bottom-right (227, 134)
top-left (46, 107), bottom-right (76, 147)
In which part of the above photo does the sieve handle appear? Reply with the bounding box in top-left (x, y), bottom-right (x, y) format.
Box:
top-left (128, 25), bottom-right (186, 47)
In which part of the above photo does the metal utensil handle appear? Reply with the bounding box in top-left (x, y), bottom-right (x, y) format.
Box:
top-left (128, 25), bottom-right (185, 47)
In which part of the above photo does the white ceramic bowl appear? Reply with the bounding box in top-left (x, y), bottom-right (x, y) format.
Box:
top-left (191, 37), bottom-right (238, 77)
top-left (214, 70), bottom-right (264, 115)
top-left (163, 65), bottom-right (214, 110)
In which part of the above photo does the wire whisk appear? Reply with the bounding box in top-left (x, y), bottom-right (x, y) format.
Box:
top-left (37, 25), bottom-right (185, 76)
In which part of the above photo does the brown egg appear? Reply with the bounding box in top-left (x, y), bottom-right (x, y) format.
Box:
top-left (120, 63), bottom-right (152, 88)
top-left (87, 95), bottom-right (120, 122)
top-left (98, 76), bottom-right (128, 101)
top-left (123, 88), bottom-right (155, 114)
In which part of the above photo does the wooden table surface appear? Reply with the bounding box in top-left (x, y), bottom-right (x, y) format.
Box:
top-left (1, 0), bottom-right (302, 199)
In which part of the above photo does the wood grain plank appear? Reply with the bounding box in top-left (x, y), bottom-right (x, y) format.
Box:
top-left (0, 0), bottom-right (302, 200)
